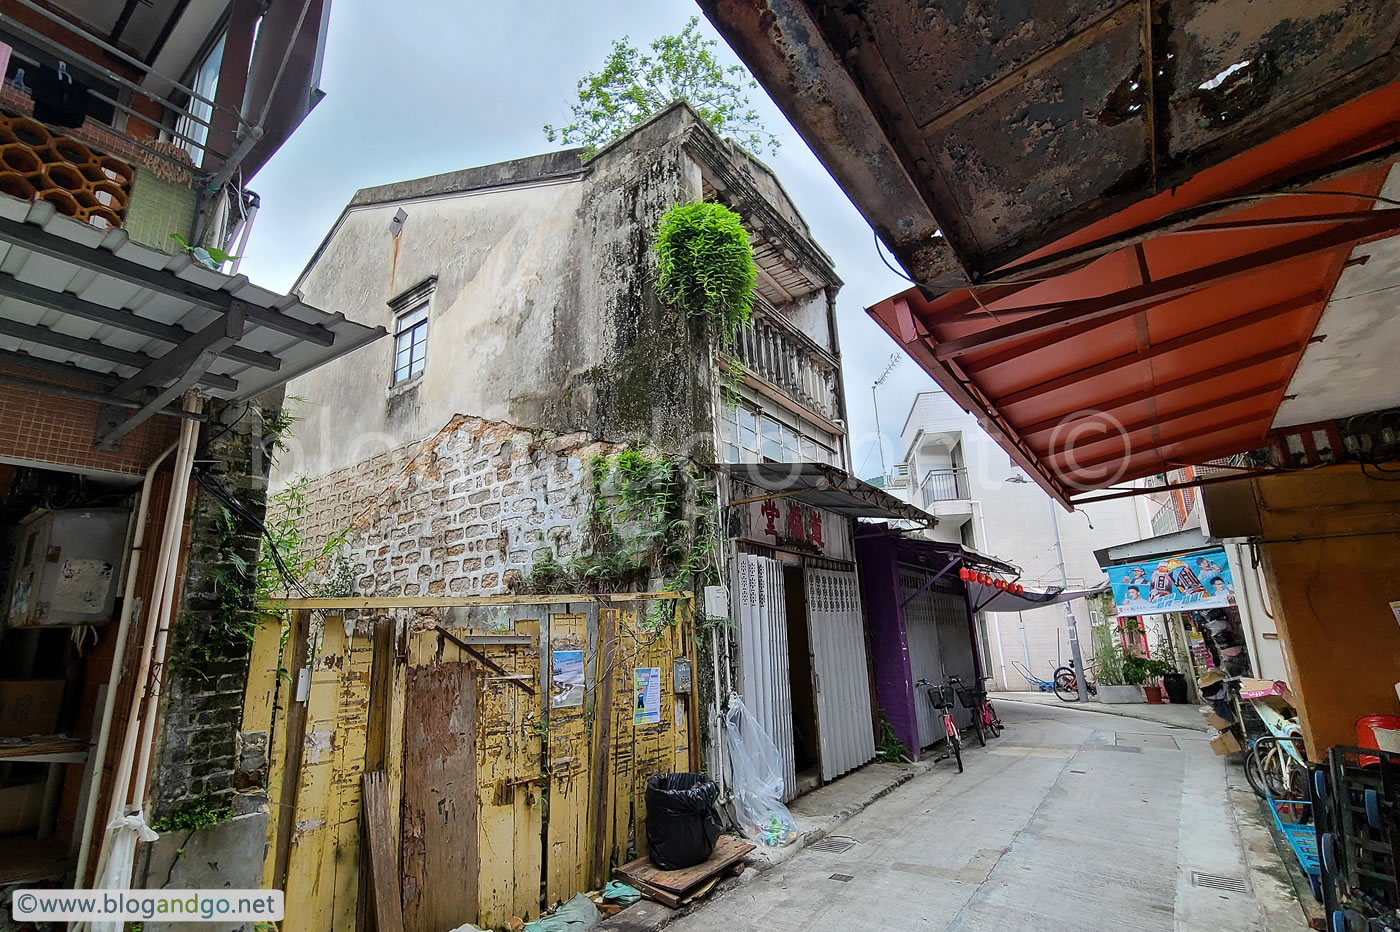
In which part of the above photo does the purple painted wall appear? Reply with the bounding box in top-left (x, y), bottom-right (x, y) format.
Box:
top-left (857, 532), bottom-right (919, 755)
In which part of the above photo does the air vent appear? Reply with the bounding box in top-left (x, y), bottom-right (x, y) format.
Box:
top-left (808, 836), bottom-right (858, 854)
top-left (1192, 871), bottom-right (1248, 894)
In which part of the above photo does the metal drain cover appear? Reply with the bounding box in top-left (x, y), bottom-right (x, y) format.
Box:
top-left (828, 873), bottom-right (854, 883)
top-left (808, 836), bottom-right (858, 854)
top-left (1191, 871), bottom-right (1248, 894)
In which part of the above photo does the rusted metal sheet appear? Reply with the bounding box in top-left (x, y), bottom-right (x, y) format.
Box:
top-left (401, 657), bottom-right (478, 932)
top-left (701, 0), bottom-right (1400, 283)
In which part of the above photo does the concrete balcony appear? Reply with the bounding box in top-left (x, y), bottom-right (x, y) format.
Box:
top-left (919, 467), bottom-right (972, 520)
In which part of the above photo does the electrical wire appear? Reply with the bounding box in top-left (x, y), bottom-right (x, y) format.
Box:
top-left (873, 230), bottom-right (917, 284)
top-left (194, 468), bottom-right (312, 597)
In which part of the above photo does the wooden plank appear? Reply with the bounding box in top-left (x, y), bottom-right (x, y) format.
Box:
top-left (401, 654), bottom-right (477, 932)
top-left (271, 609), bottom-right (312, 890)
top-left (284, 614), bottom-right (343, 928)
top-left (242, 615), bottom-right (284, 891)
top-left (608, 611), bottom-right (635, 875)
top-left (269, 592), bottom-right (688, 610)
top-left (384, 619), bottom-right (410, 881)
top-left (620, 875), bottom-right (682, 909)
top-left (511, 619), bottom-right (544, 921)
top-left (589, 608), bottom-right (619, 889)
top-left (361, 771), bottom-right (405, 932)
top-left (545, 613), bottom-right (589, 909)
top-left (475, 636), bottom-right (517, 928)
top-left (614, 837), bottom-right (755, 895)
top-left (684, 601), bottom-right (702, 775)
top-left (330, 616), bottom-right (372, 931)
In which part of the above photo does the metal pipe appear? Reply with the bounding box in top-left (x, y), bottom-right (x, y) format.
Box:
top-left (130, 395), bottom-right (204, 810)
top-left (103, 395), bottom-right (200, 835)
top-left (1048, 496), bottom-right (1089, 701)
top-left (73, 440), bottom-right (177, 886)
top-left (227, 192), bottom-right (259, 276)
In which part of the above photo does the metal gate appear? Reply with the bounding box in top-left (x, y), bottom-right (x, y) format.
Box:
top-left (901, 569), bottom-right (977, 745)
top-left (737, 554), bottom-right (797, 800)
top-left (806, 568), bottom-right (875, 781)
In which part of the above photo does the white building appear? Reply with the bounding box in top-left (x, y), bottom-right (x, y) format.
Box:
top-left (889, 389), bottom-right (1154, 690)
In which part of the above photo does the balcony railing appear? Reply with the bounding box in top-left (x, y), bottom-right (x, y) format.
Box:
top-left (920, 467), bottom-right (968, 506)
top-left (733, 304), bottom-right (841, 423)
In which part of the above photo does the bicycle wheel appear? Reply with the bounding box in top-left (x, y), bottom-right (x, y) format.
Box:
top-left (1052, 668), bottom-right (1079, 702)
top-left (1243, 744), bottom-right (1269, 799)
top-left (972, 713), bottom-right (986, 747)
top-left (951, 731), bottom-right (964, 773)
top-left (987, 704), bottom-right (1003, 737)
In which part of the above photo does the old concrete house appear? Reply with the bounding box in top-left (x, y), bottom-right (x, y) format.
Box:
top-left (277, 101), bottom-right (937, 834)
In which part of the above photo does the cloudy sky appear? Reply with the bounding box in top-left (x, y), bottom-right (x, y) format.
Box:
top-left (239, 0), bottom-right (942, 479)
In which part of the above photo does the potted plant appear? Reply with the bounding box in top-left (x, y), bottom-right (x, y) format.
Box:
top-left (1090, 621), bottom-right (1146, 704)
top-left (1122, 654), bottom-right (1177, 704)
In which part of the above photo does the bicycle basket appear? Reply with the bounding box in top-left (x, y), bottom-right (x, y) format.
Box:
top-left (927, 684), bottom-right (956, 710)
top-left (954, 685), bottom-right (985, 709)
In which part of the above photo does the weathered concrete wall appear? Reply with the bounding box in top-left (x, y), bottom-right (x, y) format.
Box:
top-left (139, 812), bottom-right (269, 931)
top-left (277, 105), bottom-right (723, 493)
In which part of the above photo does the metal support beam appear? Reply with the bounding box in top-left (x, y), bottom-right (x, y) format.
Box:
top-left (0, 272), bottom-right (280, 371)
top-left (95, 307), bottom-right (245, 448)
top-left (0, 371), bottom-right (203, 419)
top-left (933, 209), bottom-right (1400, 361)
top-left (0, 216), bottom-right (337, 346)
top-left (0, 315), bottom-right (238, 392)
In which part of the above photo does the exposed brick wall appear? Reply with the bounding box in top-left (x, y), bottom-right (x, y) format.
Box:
top-left (0, 367), bottom-right (182, 475)
top-left (285, 414), bottom-right (624, 597)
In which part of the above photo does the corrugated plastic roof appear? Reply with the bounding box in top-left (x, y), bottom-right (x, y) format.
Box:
top-left (0, 193), bottom-right (384, 404)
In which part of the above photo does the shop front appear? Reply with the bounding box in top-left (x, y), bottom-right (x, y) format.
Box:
top-left (723, 464), bottom-right (936, 798)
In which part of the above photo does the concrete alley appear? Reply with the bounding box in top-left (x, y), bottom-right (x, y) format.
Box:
top-left (666, 701), bottom-right (1308, 932)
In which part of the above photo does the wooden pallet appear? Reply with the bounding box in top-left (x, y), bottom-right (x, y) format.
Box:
top-left (614, 836), bottom-right (755, 908)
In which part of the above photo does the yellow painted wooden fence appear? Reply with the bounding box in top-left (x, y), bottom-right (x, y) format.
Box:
top-left (246, 594), bottom-right (698, 932)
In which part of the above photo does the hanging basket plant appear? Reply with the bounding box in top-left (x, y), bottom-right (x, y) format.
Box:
top-left (653, 201), bottom-right (756, 348)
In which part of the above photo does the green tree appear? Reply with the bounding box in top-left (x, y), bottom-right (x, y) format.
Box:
top-left (544, 17), bottom-right (778, 159)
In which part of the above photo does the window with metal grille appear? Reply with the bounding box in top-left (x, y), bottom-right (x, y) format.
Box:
top-left (393, 303), bottom-right (428, 384)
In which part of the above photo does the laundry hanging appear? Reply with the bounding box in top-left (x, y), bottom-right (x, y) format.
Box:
top-left (32, 62), bottom-right (89, 127)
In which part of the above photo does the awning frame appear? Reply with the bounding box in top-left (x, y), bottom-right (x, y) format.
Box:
top-left (719, 461), bottom-right (938, 526)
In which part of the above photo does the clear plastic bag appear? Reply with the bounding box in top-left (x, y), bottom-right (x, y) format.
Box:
top-left (725, 695), bottom-right (799, 847)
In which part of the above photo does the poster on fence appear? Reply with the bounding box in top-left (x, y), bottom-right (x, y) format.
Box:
top-left (551, 650), bottom-right (584, 708)
top-left (1107, 547), bottom-right (1236, 615)
top-left (633, 667), bottom-right (661, 725)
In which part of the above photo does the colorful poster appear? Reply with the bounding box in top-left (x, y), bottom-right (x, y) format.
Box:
top-left (1107, 547), bottom-right (1236, 615)
top-left (632, 667), bottom-right (661, 726)
top-left (551, 650), bottom-right (584, 709)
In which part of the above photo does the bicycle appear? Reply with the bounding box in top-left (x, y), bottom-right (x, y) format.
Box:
top-left (952, 675), bottom-right (1003, 747)
top-left (1052, 659), bottom-right (1098, 702)
top-left (917, 678), bottom-right (963, 773)
top-left (1233, 680), bottom-right (1309, 808)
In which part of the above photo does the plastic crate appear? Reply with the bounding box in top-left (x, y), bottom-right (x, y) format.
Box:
top-left (1325, 746), bottom-right (1400, 911)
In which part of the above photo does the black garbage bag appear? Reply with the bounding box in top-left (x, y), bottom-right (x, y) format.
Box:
top-left (646, 772), bottom-right (722, 870)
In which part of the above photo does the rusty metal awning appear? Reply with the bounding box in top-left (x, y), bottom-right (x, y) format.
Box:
top-left (0, 195), bottom-right (384, 447)
top-left (866, 81), bottom-right (1400, 507)
top-left (721, 462), bottom-right (936, 524)
top-left (700, 0), bottom-right (1400, 289)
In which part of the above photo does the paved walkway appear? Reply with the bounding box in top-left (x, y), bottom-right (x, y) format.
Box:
top-left (664, 701), bottom-right (1306, 932)
top-left (991, 688), bottom-right (1209, 731)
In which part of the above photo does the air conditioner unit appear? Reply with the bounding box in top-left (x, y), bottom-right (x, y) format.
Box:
top-left (5, 508), bottom-right (130, 627)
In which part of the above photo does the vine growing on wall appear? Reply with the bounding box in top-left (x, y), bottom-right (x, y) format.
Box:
top-left (525, 448), bottom-right (720, 630)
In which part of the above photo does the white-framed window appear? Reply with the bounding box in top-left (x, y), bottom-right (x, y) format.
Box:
top-left (719, 402), bottom-right (837, 466)
top-left (392, 303), bottom-right (428, 384)
top-left (178, 32), bottom-right (225, 161)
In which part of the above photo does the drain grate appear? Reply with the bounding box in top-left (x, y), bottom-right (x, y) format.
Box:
top-left (808, 836), bottom-right (858, 855)
top-left (828, 873), bottom-right (854, 883)
top-left (1191, 871), bottom-right (1248, 894)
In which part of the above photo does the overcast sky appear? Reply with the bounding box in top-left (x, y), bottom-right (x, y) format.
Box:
top-left (239, 0), bottom-right (942, 479)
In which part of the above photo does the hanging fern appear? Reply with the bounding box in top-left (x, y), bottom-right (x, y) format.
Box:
top-left (654, 201), bottom-right (756, 347)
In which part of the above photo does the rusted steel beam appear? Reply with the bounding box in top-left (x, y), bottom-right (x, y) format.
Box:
top-left (1047, 409), bottom-right (1274, 475)
top-left (933, 209), bottom-right (1400, 360)
top-left (1067, 465), bottom-right (1280, 505)
top-left (990, 291), bottom-right (1323, 406)
top-left (435, 625), bottom-right (535, 695)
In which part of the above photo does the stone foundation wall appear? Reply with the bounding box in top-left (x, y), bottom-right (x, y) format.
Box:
top-left (288, 414), bottom-right (627, 597)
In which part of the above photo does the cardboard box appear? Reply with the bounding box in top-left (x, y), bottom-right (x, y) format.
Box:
top-left (1209, 727), bottom-right (1244, 756)
top-left (0, 679), bottom-right (65, 737)
top-left (1200, 707), bottom-right (1235, 731)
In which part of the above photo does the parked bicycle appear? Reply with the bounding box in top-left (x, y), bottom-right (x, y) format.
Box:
top-left (1230, 678), bottom-right (1310, 806)
top-left (916, 678), bottom-right (964, 773)
top-left (951, 674), bottom-right (1003, 746)
top-left (1052, 659), bottom-right (1098, 702)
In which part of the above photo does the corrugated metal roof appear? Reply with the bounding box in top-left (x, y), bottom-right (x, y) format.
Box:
top-left (722, 461), bottom-right (936, 524)
top-left (0, 193), bottom-right (384, 407)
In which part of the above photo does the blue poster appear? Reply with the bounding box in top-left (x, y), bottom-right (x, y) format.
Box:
top-left (1108, 547), bottom-right (1236, 614)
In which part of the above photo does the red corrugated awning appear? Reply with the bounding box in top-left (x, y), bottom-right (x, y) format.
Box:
top-left (868, 82), bottom-right (1400, 507)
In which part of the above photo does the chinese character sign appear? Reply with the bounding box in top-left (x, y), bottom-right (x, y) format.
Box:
top-left (1107, 547), bottom-right (1236, 614)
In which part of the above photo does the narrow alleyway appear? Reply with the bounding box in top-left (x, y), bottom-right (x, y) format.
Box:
top-left (667, 702), bottom-right (1307, 932)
